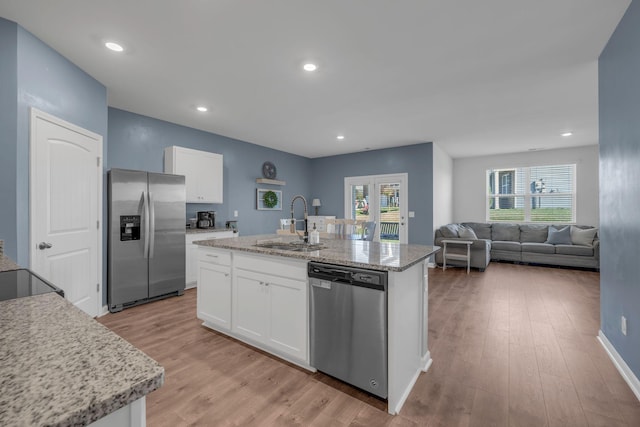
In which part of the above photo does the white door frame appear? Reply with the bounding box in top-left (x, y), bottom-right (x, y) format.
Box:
top-left (29, 108), bottom-right (103, 316)
top-left (344, 173), bottom-right (409, 243)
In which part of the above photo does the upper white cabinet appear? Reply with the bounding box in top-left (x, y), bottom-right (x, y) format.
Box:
top-left (164, 146), bottom-right (223, 203)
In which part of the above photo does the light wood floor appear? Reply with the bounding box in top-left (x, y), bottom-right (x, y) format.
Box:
top-left (98, 263), bottom-right (640, 426)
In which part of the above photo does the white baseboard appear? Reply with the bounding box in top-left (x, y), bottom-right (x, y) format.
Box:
top-left (97, 305), bottom-right (109, 317)
top-left (421, 351), bottom-right (433, 372)
top-left (598, 330), bottom-right (640, 402)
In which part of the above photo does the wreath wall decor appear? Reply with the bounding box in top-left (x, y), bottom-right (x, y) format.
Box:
top-left (263, 190), bottom-right (278, 208)
top-left (256, 189), bottom-right (282, 210)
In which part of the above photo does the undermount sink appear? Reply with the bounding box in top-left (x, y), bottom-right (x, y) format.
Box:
top-left (254, 241), bottom-right (326, 252)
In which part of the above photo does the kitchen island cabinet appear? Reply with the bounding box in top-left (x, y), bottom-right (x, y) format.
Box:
top-left (186, 229), bottom-right (235, 288)
top-left (197, 248), bottom-right (232, 331)
top-left (233, 253), bottom-right (308, 362)
top-left (195, 234), bottom-right (439, 415)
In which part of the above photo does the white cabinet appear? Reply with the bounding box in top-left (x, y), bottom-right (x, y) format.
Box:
top-left (186, 231), bottom-right (234, 287)
top-left (195, 249), bottom-right (309, 365)
top-left (233, 267), bottom-right (307, 361)
top-left (164, 146), bottom-right (223, 203)
top-left (197, 248), bottom-right (232, 331)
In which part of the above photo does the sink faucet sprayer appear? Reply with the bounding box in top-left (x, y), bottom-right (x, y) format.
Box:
top-left (290, 195), bottom-right (308, 243)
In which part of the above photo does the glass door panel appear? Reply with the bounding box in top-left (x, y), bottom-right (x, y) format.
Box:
top-left (344, 174), bottom-right (408, 243)
top-left (378, 182), bottom-right (401, 243)
top-left (350, 184), bottom-right (371, 222)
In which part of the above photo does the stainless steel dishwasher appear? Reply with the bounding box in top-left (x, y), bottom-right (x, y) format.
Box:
top-left (308, 262), bottom-right (388, 398)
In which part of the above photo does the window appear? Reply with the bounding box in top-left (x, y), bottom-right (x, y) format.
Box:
top-left (486, 164), bottom-right (576, 223)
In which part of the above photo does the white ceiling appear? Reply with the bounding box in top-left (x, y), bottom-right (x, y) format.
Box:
top-left (0, 0), bottom-right (630, 159)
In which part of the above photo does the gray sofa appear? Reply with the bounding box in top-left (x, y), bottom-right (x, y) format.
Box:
top-left (434, 222), bottom-right (599, 271)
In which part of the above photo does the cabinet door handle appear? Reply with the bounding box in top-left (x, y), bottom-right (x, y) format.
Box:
top-left (206, 254), bottom-right (219, 258)
top-left (224, 273), bottom-right (229, 277)
top-left (265, 282), bottom-right (269, 287)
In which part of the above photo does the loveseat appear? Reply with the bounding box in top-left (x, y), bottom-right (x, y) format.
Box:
top-left (434, 222), bottom-right (599, 271)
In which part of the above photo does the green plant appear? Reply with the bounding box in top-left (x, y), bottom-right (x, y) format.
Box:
top-left (263, 190), bottom-right (278, 208)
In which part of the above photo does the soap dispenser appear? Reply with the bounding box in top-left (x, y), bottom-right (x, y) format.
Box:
top-left (310, 223), bottom-right (320, 244)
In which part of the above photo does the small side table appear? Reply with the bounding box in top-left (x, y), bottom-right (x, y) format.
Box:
top-left (441, 239), bottom-right (474, 274)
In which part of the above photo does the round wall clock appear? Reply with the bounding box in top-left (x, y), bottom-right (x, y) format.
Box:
top-left (262, 161), bottom-right (277, 179)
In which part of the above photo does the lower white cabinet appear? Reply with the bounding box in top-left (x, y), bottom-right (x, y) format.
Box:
top-left (196, 247), bottom-right (309, 365)
top-left (196, 249), bottom-right (232, 331)
top-left (186, 231), bottom-right (234, 287)
top-left (233, 268), bottom-right (307, 361)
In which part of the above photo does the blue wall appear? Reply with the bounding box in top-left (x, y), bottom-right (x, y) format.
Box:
top-left (108, 108), bottom-right (312, 236)
top-left (0, 18), bottom-right (108, 266)
top-left (15, 26), bottom-right (108, 267)
top-left (599, 1), bottom-right (640, 379)
top-left (310, 144), bottom-right (434, 245)
top-left (0, 18), bottom-right (18, 260)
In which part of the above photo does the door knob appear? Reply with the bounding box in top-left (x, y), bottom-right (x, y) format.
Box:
top-left (38, 242), bottom-right (53, 250)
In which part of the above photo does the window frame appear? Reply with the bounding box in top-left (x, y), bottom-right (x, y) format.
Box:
top-left (485, 164), bottom-right (577, 224)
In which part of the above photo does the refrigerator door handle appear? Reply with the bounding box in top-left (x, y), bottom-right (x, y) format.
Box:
top-left (143, 190), bottom-right (150, 259)
top-left (149, 191), bottom-right (156, 258)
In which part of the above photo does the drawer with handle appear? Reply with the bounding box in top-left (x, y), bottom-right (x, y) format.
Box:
top-left (198, 248), bottom-right (231, 266)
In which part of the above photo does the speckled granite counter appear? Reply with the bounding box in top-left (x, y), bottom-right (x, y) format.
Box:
top-left (195, 234), bottom-right (439, 272)
top-left (186, 227), bottom-right (235, 234)
top-left (0, 255), bottom-right (20, 272)
top-left (0, 293), bottom-right (164, 426)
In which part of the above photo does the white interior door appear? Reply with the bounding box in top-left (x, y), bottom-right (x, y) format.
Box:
top-left (30, 109), bottom-right (102, 317)
top-left (344, 173), bottom-right (408, 243)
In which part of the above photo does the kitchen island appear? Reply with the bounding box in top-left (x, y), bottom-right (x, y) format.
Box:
top-left (0, 257), bottom-right (164, 427)
top-left (194, 234), bottom-right (439, 415)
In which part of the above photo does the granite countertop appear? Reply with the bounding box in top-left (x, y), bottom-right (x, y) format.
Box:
top-left (0, 255), bottom-right (20, 272)
top-left (0, 293), bottom-right (164, 426)
top-left (186, 227), bottom-right (235, 234)
top-left (195, 234), bottom-right (440, 272)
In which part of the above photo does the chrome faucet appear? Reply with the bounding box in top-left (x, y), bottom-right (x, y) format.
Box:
top-left (290, 195), bottom-right (309, 243)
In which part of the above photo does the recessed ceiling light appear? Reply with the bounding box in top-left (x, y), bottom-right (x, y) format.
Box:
top-left (196, 106), bottom-right (208, 112)
top-left (105, 42), bottom-right (124, 52)
top-left (561, 132), bottom-right (573, 137)
top-left (336, 135), bottom-right (345, 140)
top-left (303, 63), bottom-right (317, 72)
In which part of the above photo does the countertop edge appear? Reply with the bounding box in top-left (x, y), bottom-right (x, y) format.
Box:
top-left (0, 293), bottom-right (165, 426)
top-left (186, 228), bottom-right (236, 234)
top-left (194, 237), bottom-right (440, 272)
top-left (61, 369), bottom-right (165, 426)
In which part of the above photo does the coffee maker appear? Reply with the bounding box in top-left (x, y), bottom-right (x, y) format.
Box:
top-left (197, 211), bottom-right (215, 229)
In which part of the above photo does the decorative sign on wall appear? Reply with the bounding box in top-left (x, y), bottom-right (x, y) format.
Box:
top-left (256, 189), bottom-right (282, 210)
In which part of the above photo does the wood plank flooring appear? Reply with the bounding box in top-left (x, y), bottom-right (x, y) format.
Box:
top-left (98, 262), bottom-right (640, 426)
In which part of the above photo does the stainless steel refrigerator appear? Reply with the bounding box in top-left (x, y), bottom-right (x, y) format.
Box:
top-left (108, 168), bottom-right (186, 312)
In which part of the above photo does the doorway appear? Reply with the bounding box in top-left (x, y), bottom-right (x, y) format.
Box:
top-left (344, 173), bottom-right (408, 243)
top-left (29, 108), bottom-right (103, 317)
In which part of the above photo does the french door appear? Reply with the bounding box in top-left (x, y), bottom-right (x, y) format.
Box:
top-left (344, 173), bottom-right (408, 243)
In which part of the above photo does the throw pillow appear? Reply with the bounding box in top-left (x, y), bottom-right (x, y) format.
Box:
top-left (458, 225), bottom-right (478, 240)
top-left (440, 224), bottom-right (460, 238)
top-left (546, 226), bottom-right (572, 245)
top-left (571, 226), bottom-right (598, 246)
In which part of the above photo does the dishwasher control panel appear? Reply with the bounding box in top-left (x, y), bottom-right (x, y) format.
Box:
top-left (308, 262), bottom-right (387, 291)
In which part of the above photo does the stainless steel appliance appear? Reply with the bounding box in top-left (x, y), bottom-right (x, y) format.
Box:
top-left (309, 262), bottom-right (388, 398)
top-left (0, 269), bottom-right (64, 301)
top-left (108, 168), bottom-right (186, 313)
top-left (197, 211), bottom-right (215, 228)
